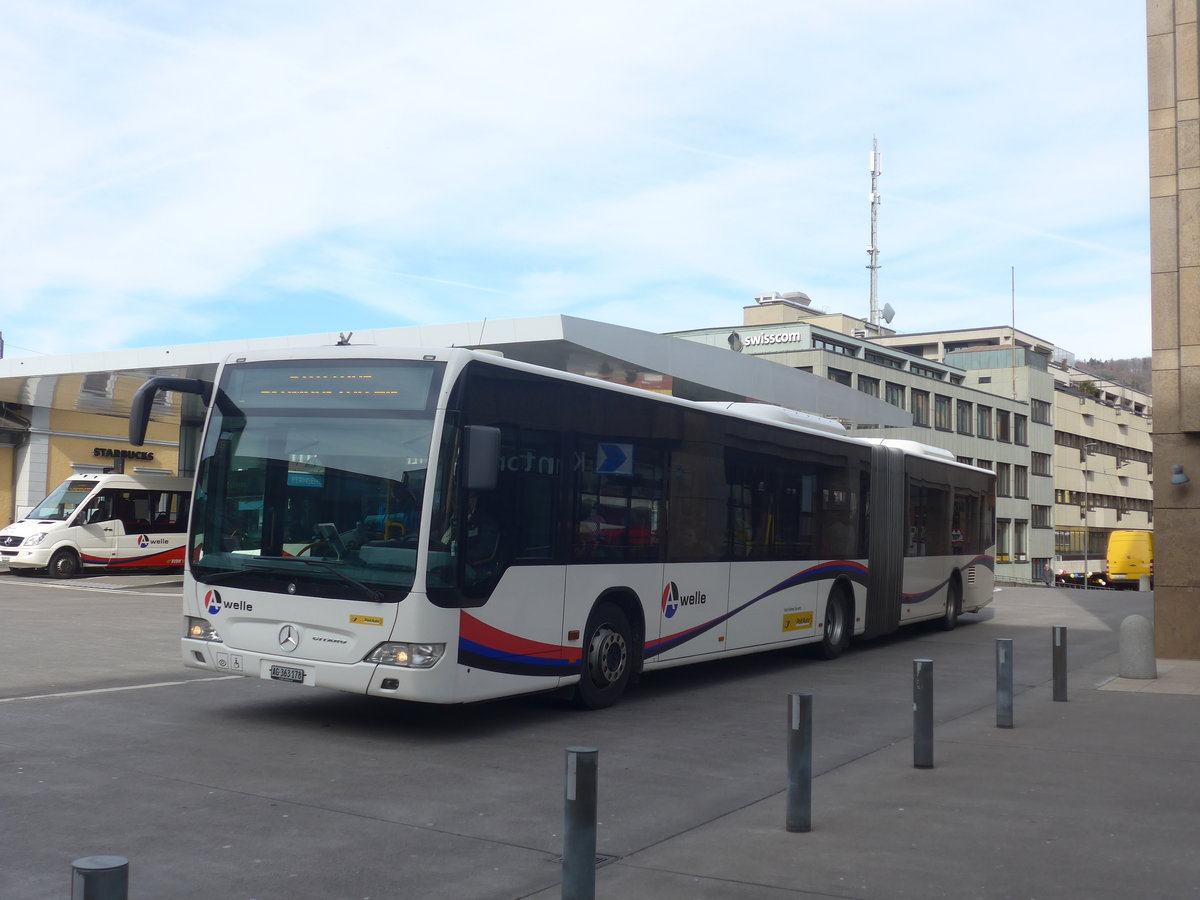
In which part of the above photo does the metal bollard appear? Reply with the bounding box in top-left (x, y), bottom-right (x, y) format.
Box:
top-left (996, 639), bottom-right (1014, 728)
top-left (913, 659), bottom-right (933, 768)
top-left (786, 692), bottom-right (813, 833)
top-left (562, 747), bottom-right (598, 900)
top-left (1052, 626), bottom-right (1068, 702)
top-left (71, 856), bottom-right (128, 900)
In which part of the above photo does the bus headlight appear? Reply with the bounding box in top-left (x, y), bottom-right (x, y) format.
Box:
top-left (23, 532), bottom-right (47, 547)
top-left (365, 642), bottom-right (445, 668)
top-left (185, 616), bottom-right (222, 642)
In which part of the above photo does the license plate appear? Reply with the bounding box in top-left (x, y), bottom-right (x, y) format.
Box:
top-left (269, 665), bottom-right (306, 684)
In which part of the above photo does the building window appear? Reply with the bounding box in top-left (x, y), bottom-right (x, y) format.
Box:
top-left (976, 405), bottom-right (992, 438)
top-left (1032, 452), bottom-right (1051, 476)
top-left (828, 368), bottom-right (852, 386)
top-left (935, 395), bottom-right (952, 431)
top-left (912, 390), bottom-right (930, 426)
top-left (957, 456), bottom-right (973, 466)
top-left (1015, 414), bottom-right (1028, 445)
top-left (976, 459), bottom-right (992, 470)
top-left (956, 399), bottom-right (973, 435)
top-left (1015, 520), bottom-right (1028, 557)
top-left (858, 376), bottom-right (880, 398)
top-left (910, 363), bottom-right (943, 380)
top-left (1014, 465), bottom-right (1028, 498)
top-left (866, 352), bottom-right (904, 369)
top-left (996, 410), bottom-right (1011, 442)
top-left (82, 373), bottom-right (112, 396)
top-left (1032, 398), bottom-right (1052, 424)
top-left (885, 382), bottom-right (905, 408)
top-left (997, 519), bottom-right (1011, 561)
top-left (1033, 505), bottom-right (1052, 528)
top-left (996, 462), bottom-right (1011, 497)
top-left (815, 338), bottom-right (857, 356)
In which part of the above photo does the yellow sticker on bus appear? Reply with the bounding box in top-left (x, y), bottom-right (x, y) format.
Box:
top-left (782, 611), bottom-right (814, 632)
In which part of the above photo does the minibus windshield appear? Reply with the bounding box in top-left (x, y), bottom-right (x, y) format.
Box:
top-left (28, 480), bottom-right (96, 521)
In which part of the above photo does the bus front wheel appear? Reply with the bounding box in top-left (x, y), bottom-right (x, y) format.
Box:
top-left (819, 591), bottom-right (851, 659)
top-left (48, 549), bottom-right (81, 579)
top-left (575, 602), bottom-right (633, 710)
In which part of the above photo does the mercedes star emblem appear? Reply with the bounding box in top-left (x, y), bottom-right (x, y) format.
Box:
top-left (278, 624), bottom-right (300, 652)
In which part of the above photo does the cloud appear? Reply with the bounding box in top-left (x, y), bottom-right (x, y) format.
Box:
top-left (0, 1), bottom-right (1151, 361)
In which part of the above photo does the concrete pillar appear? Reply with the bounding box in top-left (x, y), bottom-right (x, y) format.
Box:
top-left (1120, 614), bottom-right (1158, 679)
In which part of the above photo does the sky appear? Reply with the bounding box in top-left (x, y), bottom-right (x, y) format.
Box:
top-left (0, 1), bottom-right (1152, 363)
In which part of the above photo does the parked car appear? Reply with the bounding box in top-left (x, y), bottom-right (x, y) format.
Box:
top-left (1055, 570), bottom-right (1109, 588)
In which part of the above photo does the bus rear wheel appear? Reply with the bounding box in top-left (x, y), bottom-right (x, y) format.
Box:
top-left (940, 579), bottom-right (962, 631)
top-left (48, 549), bottom-right (81, 579)
top-left (819, 591), bottom-right (851, 659)
top-left (575, 602), bottom-right (633, 710)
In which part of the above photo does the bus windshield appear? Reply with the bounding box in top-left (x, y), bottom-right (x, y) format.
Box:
top-left (28, 480), bottom-right (96, 521)
top-left (190, 359), bottom-right (445, 601)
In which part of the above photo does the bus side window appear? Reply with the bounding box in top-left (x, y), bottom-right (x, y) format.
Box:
top-left (572, 437), bottom-right (663, 563)
top-left (82, 493), bottom-right (115, 525)
top-left (113, 495), bottom-right (137, 530)
top-left (110, 491), bottom-right (152, 532)
top-left (148, 491), bottom-right (186, 533)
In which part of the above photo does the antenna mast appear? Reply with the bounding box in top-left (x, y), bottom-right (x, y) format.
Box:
top-left (867, 137), bottom-right (882, 327)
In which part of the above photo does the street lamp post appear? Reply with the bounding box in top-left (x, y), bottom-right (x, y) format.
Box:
top-left (1082, 442), bottom-right (1099, 590)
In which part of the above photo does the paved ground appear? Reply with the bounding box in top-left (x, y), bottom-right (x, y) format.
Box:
top-left (0, 573), bottom-right (1196, 899)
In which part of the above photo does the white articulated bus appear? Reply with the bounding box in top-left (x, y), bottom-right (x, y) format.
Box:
top-left (0, 473), bottom-right (190, 577)
top-left (129, 347), bottom-right (995, 708)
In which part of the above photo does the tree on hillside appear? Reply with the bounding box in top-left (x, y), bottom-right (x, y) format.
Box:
top-left (1077, 357), bottom-right (1151, 394)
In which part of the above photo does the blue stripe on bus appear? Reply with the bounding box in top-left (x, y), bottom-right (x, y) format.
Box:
top-left (458, 640), bottom-right (579, 677)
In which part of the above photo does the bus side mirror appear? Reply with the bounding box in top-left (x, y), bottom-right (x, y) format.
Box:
top-left (129, 376), bottom-right (215, 446)
top-left (464, 426), bottom-right (501, 491)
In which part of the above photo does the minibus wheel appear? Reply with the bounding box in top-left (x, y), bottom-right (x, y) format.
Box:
top-left (576, 601), bottom-right (633, 710)
top-left (48, 549), bottom-right (81, 579)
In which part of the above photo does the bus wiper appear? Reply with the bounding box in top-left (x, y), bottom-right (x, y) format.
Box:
top-left (195, 568), bottom-right (263, 586)
top-left (251, 556), bottom-right (385, 602)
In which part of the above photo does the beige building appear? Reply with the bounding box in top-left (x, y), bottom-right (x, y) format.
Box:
top-left (1148, 0), bottom-right (1200, 657)
top-left (1, 373), bottom-right (181, 522)
top-left (874, 326), bottom-right (1154, 577)
top-left (1050, 365), bottom-right (1154, 569)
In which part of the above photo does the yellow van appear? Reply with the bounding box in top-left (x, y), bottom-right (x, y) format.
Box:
top-left (1105, 530), bottom-right (1154, 590)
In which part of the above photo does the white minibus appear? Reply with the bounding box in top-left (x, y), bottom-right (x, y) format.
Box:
top-left (0, 473), bottom-right (191, 577)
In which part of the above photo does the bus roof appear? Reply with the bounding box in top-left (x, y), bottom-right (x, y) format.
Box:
top-left (217, 345), bottom-right (974, 461)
